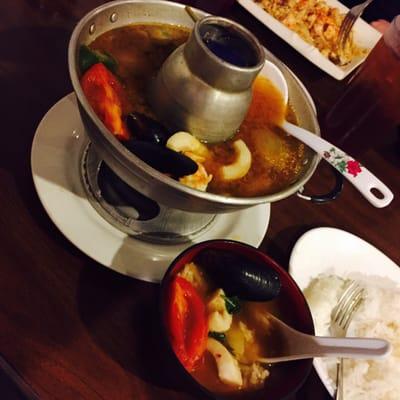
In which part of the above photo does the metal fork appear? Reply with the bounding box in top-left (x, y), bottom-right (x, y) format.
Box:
top-left (330, 281), bottom-right (365, 400)
top-left (337, 0), bottom-right (375, 49)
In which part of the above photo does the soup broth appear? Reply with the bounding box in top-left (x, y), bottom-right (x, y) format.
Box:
top-left (89, 24), bottom-right (190, 117)
top-left (165, 252), bottom-right (300, 396)
top-left (206, 77), bottom-right (305, 197)
top-left (84, 23), bottom-right (305, 197)
top-left (192, 298), bottom-right (291, 395)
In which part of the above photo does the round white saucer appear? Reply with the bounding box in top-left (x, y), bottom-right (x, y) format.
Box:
top-left (31, 93), bottom-right (271, 282)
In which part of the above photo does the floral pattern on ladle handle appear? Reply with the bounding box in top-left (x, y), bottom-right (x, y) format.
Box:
top-left (260, 60), bottom-right (394, 208)
top-left (282, 121), bottom-right (394, 208)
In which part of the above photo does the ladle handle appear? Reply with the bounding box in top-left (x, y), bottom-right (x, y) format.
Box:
top-left (259, 335), bottom-right (392, 363)
top-left (301, 336), bottom-right (391, 359)
top-left (184, 6), bottom-right (200, 22)
top-left (282, 121), bottom-right (394, 208)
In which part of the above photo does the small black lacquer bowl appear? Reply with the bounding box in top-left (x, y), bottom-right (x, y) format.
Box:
top-left (160, 239), bottom-right (314, 400)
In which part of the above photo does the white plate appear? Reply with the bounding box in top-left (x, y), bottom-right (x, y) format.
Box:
top-left (31, 93), bottom-right (270, 283)
top-left (238, 0), bottom-right (381, 80)
top-left (288, 227), bottom-right (400, 396)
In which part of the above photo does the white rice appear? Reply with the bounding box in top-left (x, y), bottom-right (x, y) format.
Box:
top-left (304, 273), bottom-right (400, 400)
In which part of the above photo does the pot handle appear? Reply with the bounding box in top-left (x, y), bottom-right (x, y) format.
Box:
top-left (296, 166), bottom-right (344, 204)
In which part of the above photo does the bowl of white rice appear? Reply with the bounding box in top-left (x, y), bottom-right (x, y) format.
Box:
top-left (304, 273), bottom-right (400, 400)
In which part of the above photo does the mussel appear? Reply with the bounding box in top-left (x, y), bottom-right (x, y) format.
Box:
top-left (194, 249), bottom-right (281, 301)
top-left (123, 140), bottom-right (198, 178)
top-left (127, 112), bottom-right (171, 145)
top-left (98, 162), bottom-right (160, 220)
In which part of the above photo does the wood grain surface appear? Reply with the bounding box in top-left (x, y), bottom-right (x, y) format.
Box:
top-left (0, 0), bottom-right (399, 399)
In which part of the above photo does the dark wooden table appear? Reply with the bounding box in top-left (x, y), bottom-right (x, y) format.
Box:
top-left (0, 0), bottom-right (399, 399)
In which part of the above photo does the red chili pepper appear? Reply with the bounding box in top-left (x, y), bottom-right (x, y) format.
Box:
top-left (166, 276), bottom-right (208, 372)
top-left (80, 63), bottom-right (130, 141)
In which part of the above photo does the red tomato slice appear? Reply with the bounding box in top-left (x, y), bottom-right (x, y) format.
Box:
top-left (80, 63), bottom-right (130, 141)
top-left (166, 276), bottom-right (208, 371)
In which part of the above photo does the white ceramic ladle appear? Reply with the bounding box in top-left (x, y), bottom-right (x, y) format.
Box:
top-left (257, 313), bottom-right (391, 364)
top-left (261, 61), bottom-right (394, 208)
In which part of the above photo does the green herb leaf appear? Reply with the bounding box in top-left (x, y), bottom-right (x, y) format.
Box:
top-left (79, 45), bottom-right (117, 74)
top-left (208, 331), bottom-right (226, 342)
top-left (208, 331), bottom-right (233, 353)
top-left (222, 295), bottom-right (241, 314)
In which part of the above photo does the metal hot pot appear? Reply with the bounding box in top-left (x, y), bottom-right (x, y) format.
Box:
top-left (68, 0), bottom-right (340, 243)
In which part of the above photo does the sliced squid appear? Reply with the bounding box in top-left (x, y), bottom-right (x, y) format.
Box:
top-left (166, 131), bottom-right (209, 158)
top-left (207, 289), bottom-right (233, 332)
top-left (166, 131), bottom-right (212, 191)
top-left (220, 140), bottom-right (251, 181)
top-left (207, 338), bottom-right (243, 387)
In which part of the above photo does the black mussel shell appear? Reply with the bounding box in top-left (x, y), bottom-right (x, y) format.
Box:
top-left (194, 248), bottom-right (281, 301)
top-left (123, 140), bottom-right (198, 178)
top-left (98, 162), bottom-right (160, 220)
top-left (127, 112), bottom-right (171, 145)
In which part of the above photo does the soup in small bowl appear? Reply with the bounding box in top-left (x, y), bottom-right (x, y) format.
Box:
top-left (160, 240), bottom-right (314, 399)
